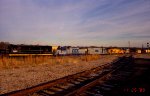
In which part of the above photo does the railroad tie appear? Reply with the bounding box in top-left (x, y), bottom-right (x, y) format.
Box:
top-left (85, 91), bottom-right (103, 96)
top-left (36, 90), bottom-right (52, 96)
top-left (50, 86), bottom-right (64, 91)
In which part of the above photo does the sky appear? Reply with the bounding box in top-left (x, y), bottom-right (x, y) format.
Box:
top-left (0, 0), bottom-right (150, 47)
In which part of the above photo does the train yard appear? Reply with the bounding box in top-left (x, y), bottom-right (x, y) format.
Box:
top-left (1, 55), bottom-right (150, 96)
top-left (0, 43), bottom-right (150, 56)
top-left (1, 0), bottom-right (150, 95)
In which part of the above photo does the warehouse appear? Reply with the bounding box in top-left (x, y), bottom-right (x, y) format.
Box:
top-left (88, 47), bottom-right (107, 54)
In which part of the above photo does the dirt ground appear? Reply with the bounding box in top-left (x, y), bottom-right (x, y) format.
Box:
top-left (0, 55), bottom-right (124, 94)
top-left (133, 54), bottom-right (150, 59)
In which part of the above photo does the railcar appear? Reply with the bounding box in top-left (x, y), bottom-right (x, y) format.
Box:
top-left (8, 44), bottom-right (53, 56)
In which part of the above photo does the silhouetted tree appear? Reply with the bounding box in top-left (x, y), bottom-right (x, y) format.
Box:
top-left (0, 42), bottom-right (9, 50)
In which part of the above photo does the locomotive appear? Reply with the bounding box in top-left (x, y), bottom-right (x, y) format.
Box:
top-left (0, 43), bottom-right (53, 56)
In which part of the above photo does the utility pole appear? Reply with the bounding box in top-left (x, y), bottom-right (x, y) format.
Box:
top-left (128, 41), bottom-right (131, 54)
top-left (146, 42), bottom-right (150, 53)
top-left (128, 41), bottom-right (130, 48)
top-left (142, 44), bottom-right (144, 49)
top-left (141, 44), bottom-right (144, 53)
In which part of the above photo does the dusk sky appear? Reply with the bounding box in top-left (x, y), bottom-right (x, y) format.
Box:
top-left (0, 0), bottom-right (150, 47)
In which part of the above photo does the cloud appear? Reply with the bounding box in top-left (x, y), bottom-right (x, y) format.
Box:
top-left (0, 0), bottom-right (150, 47)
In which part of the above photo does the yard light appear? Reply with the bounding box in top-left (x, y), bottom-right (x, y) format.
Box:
top-left (147, 43), bottom-right (149, 48)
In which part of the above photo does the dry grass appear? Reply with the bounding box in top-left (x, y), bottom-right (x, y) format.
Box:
top-left (0, 55), bottom-right (100, 69)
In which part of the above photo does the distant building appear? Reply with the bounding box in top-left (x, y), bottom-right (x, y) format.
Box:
top-left (125, 48), bottom-right (130, 53)
top-left (136, 49), bottom-right (142, 54)
top-left (88, 47), bottom-right (107, 54)
top-left (146, 49), bottom-right (150, 53)
top-left (108, 47), bottom-right (125, 54)
top-left (79, 47), bottom-right (88, 55)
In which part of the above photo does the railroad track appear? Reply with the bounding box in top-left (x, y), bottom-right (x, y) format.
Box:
top-left (2, 55), bottom-right (135, 96)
